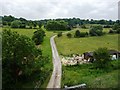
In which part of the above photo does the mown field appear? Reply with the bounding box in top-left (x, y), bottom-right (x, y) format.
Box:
top-left (55, 28), bottom-right (118, 56)
top-left (1, 27), bottom-right (56, 88)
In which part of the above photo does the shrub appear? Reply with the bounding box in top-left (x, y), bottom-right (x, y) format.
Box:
top-left (109, 30), bottom-right (114, 33)
top-left (66, 33), bottom-right (72, 38)
top-left (112, 23), bottom-right (120, 34)
top-left (116, 28), bottom-right (120, 34)
top-left (89, 25), bottom-right (103, 36)
top-left (11, 20), bottom-right (22, 28)
top-left (46, 20), bottom-right (68, 31)
top-left (79, 32), bottom-right (88, 37)
top-left (93, 48), bottom-right (111, 69)
top-left (81, 24), bottom-right (87, 29)
top-left (103, 25), bottom-right (112, 28)
top-left (74, 30), bottom-right (80, 38)
top-left (32, 29), bottom-right (45, 45)
top-left (57, 32), bottom-right (62, 37)
top-left (2, 30), bottom-right (42, 87)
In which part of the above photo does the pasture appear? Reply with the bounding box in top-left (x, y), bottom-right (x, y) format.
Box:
top-left (55, 28), bottom-right (118, 56)
top-left (55, 28), bottom-right (119, 88)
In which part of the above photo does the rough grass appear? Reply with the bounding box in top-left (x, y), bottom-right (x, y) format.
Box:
top-left (55, 28), bottom-right (118, 56)
top-left (62, 60), bottom-right (120, 88)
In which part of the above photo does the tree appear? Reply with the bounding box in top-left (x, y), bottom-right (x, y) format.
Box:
top-left (38, 21), bottom-right (42, 28)
top-left (109, 29), bottom-right (115, 34)
top-left (46, 20), bottom-right (68, 31)
top-left (89, 25), bottom-right (103, 36)
top-left (67, 33), bottom-right (72, 38)
top-left (79, 32), bottom-right (88, 37)
top-left (32, 29), bottom-right (45, 45)
top-left (112, 23), bottom-right (120, 34)
top-left (93, 48), bottom-right (111, 69)
top-left (11, 20), bottom-right (22, 28)
top-left (33, 22), bottom-right (37, 29)
top-left (81, 24), bottom-right (87, 29)
top-left (2, 30), bottom-right (41, 87)
top-left (19, 17), bottom-right (27, 28)
top-left (57, 32), bottom-right (62, 37)
top-left (74, 30), bottom-right (80, 38)
top-left (2, 15), bottom-right (15, 26)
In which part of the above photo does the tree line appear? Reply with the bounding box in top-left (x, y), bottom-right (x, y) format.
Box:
top-left (57, 24), bottom-right (120, 38)
top-left (1, 15), bottom-right (120, 30)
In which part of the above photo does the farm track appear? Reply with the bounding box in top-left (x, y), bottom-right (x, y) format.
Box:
top-left (47, 35), bottom-right (62, 89)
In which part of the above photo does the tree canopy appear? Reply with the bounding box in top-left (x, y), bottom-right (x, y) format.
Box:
top-left (93, 48), bottom-right (111, 69)
top-left (32, 29), bottom-right (45, 45)
top-left (2, 15), bottom-right (119, 29)
top-left (89, 25), bottom-right (103, 36)
top-left (46, 20), bottom-right (69, 31)
top-left (11, 20), bottom-right (22, 28)
top-left (2, 30), bottom-right (43, 87)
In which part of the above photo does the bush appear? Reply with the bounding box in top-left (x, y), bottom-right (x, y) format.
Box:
top-left (57, 32), bottom-right (62, 37)
top-left (11, 20), bottom-right (22, 28)
top-left (103, 25), bottom-right (112, 28)
top-left (32, 29), bottom-right (45, 45)
top-left (89, 25), bottom-right (103, 36)
top-left (74, 30), bottom-right (80, 38)
top-left (93, 48), bottom-right (111, 69)
top-left (66, 33), bottom-right (72, 38)
top-left (112, 23), bottom-right (120, 34)
top-left (79, 32), bottom-right (88, 37)
top-left (116, 28), bottom-right (120, 34)
top-left (109, 30), bottom-right (114, 33)
top-left (46, 20), bottom-right (68, 31)
top-left (109, 28), bottom-right (120, 34)
top-left (81, 24), bottom-right (87, 29)
top-left (2, 30), bottom-right (42, 87)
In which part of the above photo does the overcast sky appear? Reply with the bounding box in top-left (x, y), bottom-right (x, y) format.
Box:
top-left (1, 0), bottom-right (120, 20)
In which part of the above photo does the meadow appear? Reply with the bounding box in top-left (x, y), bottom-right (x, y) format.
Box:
top-left (55, 28), bottom-right (118, 56)
top-left (54, 28), bottom-right (119, 88)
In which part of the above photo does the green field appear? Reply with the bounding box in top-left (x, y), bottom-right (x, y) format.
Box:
top-left (55, 28), bottom-right (118, 56)
top-left (62, 60), bottom-right (119, 88)
top-left (54, 28), bottom-right (119, 88)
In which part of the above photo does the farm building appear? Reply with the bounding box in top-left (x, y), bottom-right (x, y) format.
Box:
top-left (108, 50), bottom-right (120, 60)
top-left (83, 52), bottom-right (94, 62)
top-left (83, 50), bottom-right (120, 62)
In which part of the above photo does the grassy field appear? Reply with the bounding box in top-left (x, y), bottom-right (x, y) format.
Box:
top-left (54, 28), bottom-right (119, 88)
top-left (1, 27), bottom-right (56, 88)
top-left (62, 60), bottom-right (119, 88)
top-left (55, 28), bottom-right (118, 56)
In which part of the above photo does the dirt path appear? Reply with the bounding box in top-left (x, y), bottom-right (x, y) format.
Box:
top-left (47, 35), bottom-right (62, 88)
